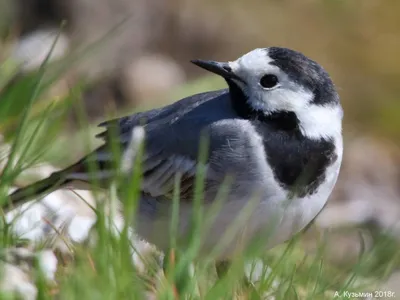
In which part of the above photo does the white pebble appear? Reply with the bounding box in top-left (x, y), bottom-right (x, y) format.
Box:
top-left (36, 250), bottom-right (58, 281)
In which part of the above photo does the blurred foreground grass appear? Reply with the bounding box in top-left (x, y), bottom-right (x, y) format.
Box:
top-left (0, 54), bottom-right (399, 300)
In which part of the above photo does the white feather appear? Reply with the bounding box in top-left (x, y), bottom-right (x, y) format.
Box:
top-left (121, 126), bottom-right (145, 174)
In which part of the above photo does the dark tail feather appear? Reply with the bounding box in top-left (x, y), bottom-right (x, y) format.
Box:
top-left (7, 171), bottom-right (70, 210)
top-left (6, 144), bottom-right (119, 211)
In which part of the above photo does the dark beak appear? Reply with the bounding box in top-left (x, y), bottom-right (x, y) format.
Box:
top-left (191, 59), bottom-right (244, 82)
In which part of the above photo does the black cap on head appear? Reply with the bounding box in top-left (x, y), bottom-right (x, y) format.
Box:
top-left (267, 47), bottom-right (339, 106)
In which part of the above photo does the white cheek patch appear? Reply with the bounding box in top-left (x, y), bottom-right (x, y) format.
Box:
top-left (297, 104), bottom-right (343, 140)
top-left (249, 90), bottom-right (343, 140)
top-left (245, 85), bottom-right (343, 141)
top-left (249, 87), bottom-right (313, 114)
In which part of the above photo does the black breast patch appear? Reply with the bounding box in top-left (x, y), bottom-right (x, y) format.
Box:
top-left (254, 119), bottom-right (337, 198)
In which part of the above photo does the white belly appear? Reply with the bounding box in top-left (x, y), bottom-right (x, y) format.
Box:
top-left (134, 168), bottom-right (340, 260)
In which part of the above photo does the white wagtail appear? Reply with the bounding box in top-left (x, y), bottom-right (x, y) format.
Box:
top-left (8, 47), bottom-right (343, 262)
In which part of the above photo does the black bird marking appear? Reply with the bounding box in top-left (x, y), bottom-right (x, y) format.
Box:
top-left (268, 47), bottom-right (339, 106)
top-left (258, 123), bottom-right (337, 198)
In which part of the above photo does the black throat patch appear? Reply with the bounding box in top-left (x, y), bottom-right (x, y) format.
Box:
top-left (227, 79), bottom-right (338, 198)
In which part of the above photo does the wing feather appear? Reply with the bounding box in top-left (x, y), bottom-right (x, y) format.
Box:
top-left (66, 89), bottom-right (230, 201)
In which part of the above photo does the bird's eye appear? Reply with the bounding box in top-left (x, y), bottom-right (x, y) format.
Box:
top-left (259, 74), bottom-right (279, 89)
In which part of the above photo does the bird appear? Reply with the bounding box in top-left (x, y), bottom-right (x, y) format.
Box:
top-left (8, 47), bottom-right (343, 269)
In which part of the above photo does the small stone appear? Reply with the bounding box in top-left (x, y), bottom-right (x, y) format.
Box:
top-left (121, 54), bottom-right (186, 104)
top-left (36, 250), bottom-right (58, 281)
top-left (11, 28), bottom-right (69, 72)
top-left (0, 263), bottom-right (37, 300)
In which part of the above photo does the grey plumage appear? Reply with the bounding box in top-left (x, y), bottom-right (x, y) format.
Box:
top-left (8, 47), bottom-right (343, 259)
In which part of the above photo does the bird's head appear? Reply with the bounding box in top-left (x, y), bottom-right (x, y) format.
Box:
top-left (191, 47), bottom-right (343, 140)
